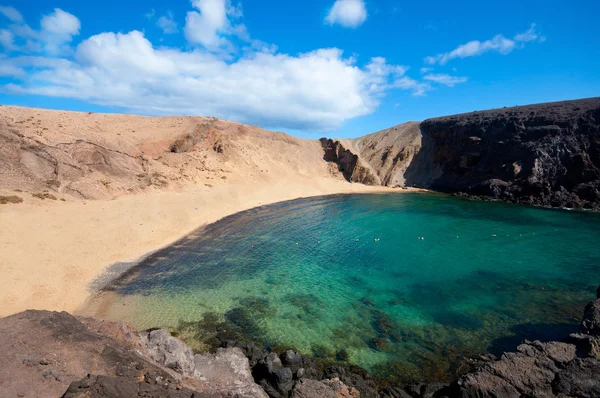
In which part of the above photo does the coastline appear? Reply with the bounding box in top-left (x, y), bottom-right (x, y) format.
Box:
top-left (0, 178), bottom-right (418, 317)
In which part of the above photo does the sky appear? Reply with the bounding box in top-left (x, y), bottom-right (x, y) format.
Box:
top-left (0, 0), bottom-right (599, 138)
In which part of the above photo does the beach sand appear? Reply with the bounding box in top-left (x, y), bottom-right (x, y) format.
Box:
top-left (0, 169), bottom-right (403, 317)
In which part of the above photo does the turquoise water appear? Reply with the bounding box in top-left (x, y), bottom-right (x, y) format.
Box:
top-left (99, 193), bottom-right (600, 382)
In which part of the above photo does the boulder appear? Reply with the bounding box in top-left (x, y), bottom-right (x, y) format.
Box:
top-left (291, 378), bottom-right (359, 398)
top-left (140, 329), bottom-right (195, 376)
top-left (193, 347), bottom-right (268, 398)
top-left (581, 299), bottom-right (600, 336)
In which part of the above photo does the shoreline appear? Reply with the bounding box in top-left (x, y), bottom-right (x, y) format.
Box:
top-left (0, 179), bottom-right (420, 317)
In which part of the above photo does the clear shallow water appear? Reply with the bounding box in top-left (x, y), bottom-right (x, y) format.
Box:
top-left (97, 193), bottom-right (600, 382)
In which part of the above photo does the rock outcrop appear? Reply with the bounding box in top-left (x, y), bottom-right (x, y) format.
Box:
top-left (0, 310), bottom-right (211, 397)
top-left (320, 138), bottom-right (381, 185)
top-left (406, 97), bottom-right (600, 209)
top-left (351, 122), bottom-right (422, 187)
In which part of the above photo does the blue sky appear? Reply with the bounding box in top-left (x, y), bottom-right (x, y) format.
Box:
top-left (0, 0), bottom-right (598, 138)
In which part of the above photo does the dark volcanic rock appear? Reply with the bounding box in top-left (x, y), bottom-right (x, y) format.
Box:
top-left (581, 298), bottom-right (600, 336)
top-left (406, 97), bottom-right (600, 209)
top-left (453, 326), bottom-right (600, 397)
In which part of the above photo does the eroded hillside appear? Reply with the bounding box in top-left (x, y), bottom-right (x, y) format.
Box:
top-left (0, 106), bottom-right (343, 201)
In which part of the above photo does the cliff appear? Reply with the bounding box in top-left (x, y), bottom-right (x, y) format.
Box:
top-left (319, 97), bottom-right (600, 210)
top-left (319, 138), bottom-right (381, 185)
top-left (406, 97), bottom-right (600, 209)
top-left (351, 122), bottom-right (422, 187)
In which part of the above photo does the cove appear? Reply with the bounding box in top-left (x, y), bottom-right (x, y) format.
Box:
top-left (91, 192), bottom-right (600, 383)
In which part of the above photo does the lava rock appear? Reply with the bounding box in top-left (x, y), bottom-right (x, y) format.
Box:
top-left (581, 299), bottom-right (600, 336)
top-left (407, 97), bottom-right (600, 210)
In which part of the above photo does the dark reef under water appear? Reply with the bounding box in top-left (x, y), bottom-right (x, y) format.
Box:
top-left (98, 193), bottom-right (600, 383)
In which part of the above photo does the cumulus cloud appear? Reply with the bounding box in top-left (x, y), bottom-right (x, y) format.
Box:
top-left (1, 3), bottom-right (442, 131)
top-left (157, 11), bottom-right (178, 34)
top-left (325, 0), bottom-right (367, 28)
top-left (0, 5), bottom-right (22, 22)
top-left (419, 67), bottom-right (433, 74)
top-left (424, 24), bottom-right (543, 65)
top-left (184, 0), bottom-right (245, 50)
top-left (423, 73), bottom-right (468, 87)
top-left (5, 27), bottom-right (420, 130)
top-left (0, 7), bottom-right (80, 54)
top-left (40, 8), bottom-right (80, 54)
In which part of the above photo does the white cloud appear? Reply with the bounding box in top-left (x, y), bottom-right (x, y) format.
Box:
top-left (157, 11), bottom-right (178, 34)
top-left (1, 3), bottom-right (440, 131)
top-left (419, 67), bottom-right (433, 74)
top-left (325, 0), bottom-right (367, 28)
top-left (423, 73), bottom-right (468, 87)
top-left (0, 7), bottom-right (79, 54)
top-left (40, 8), bottom-right (81, 54)
top-left (0, 5), bottom-right (22, 22)
top-left (424, 24), bottom-right (543, 65)
top-left (41, 8), bottom-right (80, 36)
top-left (184, 0), bottom-right (245, 50)
top-left (0, 28), bottom-right (13, 49)
top-left (393, 76), bottom-right (431, 96)
top-left (5, 28), bottom-right (421, 130)
top-left (514, 23), bottom-right (540, 42)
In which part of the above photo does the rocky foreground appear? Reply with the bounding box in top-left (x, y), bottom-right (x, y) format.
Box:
top-left (2, 287), bottom-right (600, 397)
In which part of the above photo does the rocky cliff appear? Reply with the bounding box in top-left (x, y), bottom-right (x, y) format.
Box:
top-left (321, 98), bottom-right (600, 210)
top-left (405, 98), bottom-right (600, 209)
top-left (351, 122), bottom-right (421, 187)
top-left (319, 138), bottom-right (381, 185)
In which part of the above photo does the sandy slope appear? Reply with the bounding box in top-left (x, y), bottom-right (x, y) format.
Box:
top-left (0, 106), bottom-right (404, 317)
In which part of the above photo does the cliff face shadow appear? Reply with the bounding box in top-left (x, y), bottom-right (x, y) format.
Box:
top-left (403, 127), bottom-right (436, 189)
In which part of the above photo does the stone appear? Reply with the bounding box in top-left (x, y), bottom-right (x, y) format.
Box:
top-left (291, 378), bottom-right (338, 398)
top-left (193, 347), bottom-right (268, 398)
top-left (272, 367), bottom-right (294, 395)
top-left (140, 329), bottom-right (195, 376)
top-left (62, 373), bottom-right (211, 398)
top-left (553, 357), bottom-right (600, 396)
top-left (280, 350), bottom-right (303, 368)
top-left (581, 299), bottom-right (600, 335)
top-left (291, 378), bottom-right (359, 398)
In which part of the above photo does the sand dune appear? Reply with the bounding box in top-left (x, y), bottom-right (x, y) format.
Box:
top-left (0, 106), bottom-right (404, 316)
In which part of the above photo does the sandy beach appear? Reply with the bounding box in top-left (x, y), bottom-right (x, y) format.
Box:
top-left (0, 177), bottom-right (403, 317)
